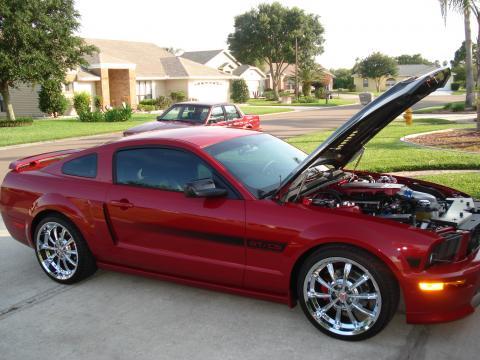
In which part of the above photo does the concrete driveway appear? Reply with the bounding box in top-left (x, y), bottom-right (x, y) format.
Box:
top-left (1, 93), bottom-right (478, 359)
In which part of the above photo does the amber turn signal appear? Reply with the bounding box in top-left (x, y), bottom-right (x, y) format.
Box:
top-left (419, 280), bottom-right (466, 292)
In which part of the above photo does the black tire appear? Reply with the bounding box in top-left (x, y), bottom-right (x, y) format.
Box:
top-left (297, 244), bottom-right (399, 341)
top-left (34, 215), bottom-right (97, 284)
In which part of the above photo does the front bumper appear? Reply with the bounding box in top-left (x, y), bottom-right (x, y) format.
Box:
top-left (403, 249), bottom-right (480, 324)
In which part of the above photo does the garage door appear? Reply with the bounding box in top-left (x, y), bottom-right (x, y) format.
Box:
top-left (189, 80), bottom-right (229, 102)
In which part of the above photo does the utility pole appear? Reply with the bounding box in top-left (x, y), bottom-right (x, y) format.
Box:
top-left (295, 36), bottom-right (299, 99)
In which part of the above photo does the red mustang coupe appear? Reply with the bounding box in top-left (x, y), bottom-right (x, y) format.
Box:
top-left (1, 68), bottom-right (479, 340)
top-left (123, 102), bottom-right (260, 136)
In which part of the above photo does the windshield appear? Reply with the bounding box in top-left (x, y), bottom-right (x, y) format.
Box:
top-left (205, 134), bottom-right (307, 198)
top-left (160, 105), bottom-right (210, 124)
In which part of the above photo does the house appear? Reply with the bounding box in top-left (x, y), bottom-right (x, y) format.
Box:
top-left (1, 39), bottom-right (235, 118)
top-left (264, 64), bottom-right (334, 93)
top-left (352, 64), bottom-right (453, 92)
top-left (182, 49), bottom-right (266, 98)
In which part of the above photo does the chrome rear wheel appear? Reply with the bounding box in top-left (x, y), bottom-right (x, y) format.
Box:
top-left (36, 222), bottom-right (78, 281)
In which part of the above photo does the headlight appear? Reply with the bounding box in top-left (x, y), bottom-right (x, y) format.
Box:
top-left (427, 232), bottom-right (462, 266)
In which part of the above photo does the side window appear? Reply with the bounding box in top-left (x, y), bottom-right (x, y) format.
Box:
top-left (62, 154), bottom-right (97, 178)
top-left (160, 106), bottom-right (182, 120)
top-left (363, 78), bottom-right (369, 88)
top-left (209, 106), bottom-right (225, 123)
top-left (224, 105), bottom-right (240, 121)
top-left (115, 148), bottom-right (214, 192)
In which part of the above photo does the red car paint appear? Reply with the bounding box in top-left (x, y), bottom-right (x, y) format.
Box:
top-left (1, 126), bottom-right (479, 326)
top-left (123, 102), bottom-right (260, 136)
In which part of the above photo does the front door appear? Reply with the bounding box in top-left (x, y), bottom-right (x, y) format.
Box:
top-left (105, 147), bottom-right (245, 287)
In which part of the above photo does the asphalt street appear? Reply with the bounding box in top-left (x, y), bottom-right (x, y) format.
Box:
top-left (1, 93), bottom-right (478, 360)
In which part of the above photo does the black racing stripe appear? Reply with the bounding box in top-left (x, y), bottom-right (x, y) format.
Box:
top-left (246, 239), bottom-right (287, 252)
top-left (140, 223), bottom-right (245, 247)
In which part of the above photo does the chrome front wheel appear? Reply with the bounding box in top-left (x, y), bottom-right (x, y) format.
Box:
top-left (298, 246), bottom-right (399, 341)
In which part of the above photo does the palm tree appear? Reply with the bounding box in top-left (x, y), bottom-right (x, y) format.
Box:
top-left (440, 1), bottom-right (475, 108)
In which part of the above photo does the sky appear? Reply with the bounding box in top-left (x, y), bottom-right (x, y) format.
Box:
top-left (76, 0), bottom-right (473, 69)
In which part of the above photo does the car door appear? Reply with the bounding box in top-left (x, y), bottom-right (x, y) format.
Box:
top-left (104, 146), bottom-right (246, 287)
top-left (223, 105), bottom-right (246, 128)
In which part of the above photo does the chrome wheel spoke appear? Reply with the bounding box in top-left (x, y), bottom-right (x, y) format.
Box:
top-left (316, 276), bottom-right (334, 291)
top-left (307, 291), bottom-right (330, 299)
top-left (352, 303), bottom-right (375, 318)
top-left (335, 307), bottom-right (342, 329)
top-left (327, 263), bottom-right (336, 282)
top-left (346, 305), bottom-right (359, 329)
top-left (343, 263), bottom-right (351, 284)
top-left (349, 293), bottom-right (378, 300)
top-left (349, 274), bottom-right (369, 291)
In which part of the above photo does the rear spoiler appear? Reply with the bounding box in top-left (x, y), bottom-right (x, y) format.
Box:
top-left (9, 149), bottom-right (83, 172)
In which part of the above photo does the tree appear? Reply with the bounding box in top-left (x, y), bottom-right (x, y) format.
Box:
top-left (440, 1), bottom-right (475, 108)
top-left (0, 0), bottom-right (96, 121)
top-left (38, 80), bottom-right (69, 118)
top-left (331, 68), bottom-right (354, 90)
top-left (451, 40), bottom-right (479, 86)
top-left (231, 79), bottom-right (250, 103)
top-left (228, 2), bottom-right (325, 99)
top-left (356, 52), bottom-right (398, 92)
top-left (395, 54), bottom-right (433, 65)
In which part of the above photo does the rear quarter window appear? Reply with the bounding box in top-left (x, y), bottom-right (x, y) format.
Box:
top-left (62, 154), bottom-right (98, 178)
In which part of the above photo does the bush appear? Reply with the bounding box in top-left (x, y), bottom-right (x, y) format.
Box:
top-left (38, 80), bottom-right (69, 117)
top-left (314, 87), bottom-right (325, 99)
top-left (156, 96), bottom-right (172, 109)
top-left (94, 96), bottom-right (102, 111)
top-left (450, 102), bottom-right (465, 112)
top-left (139, 98), bottom-right (156, 106)
top-left (450, 83), bottom-right (461, 91)
top-left (73, 92), bottom-right (91, 114)
top-left (264, 90), bottom-right (277, 101)
top-left (231, 79), bottom-right (250, 103)
top-left (78, 111), bottom-right (104, 122)
top-left (138, 104), bottom-right (156, 112)
top-left (294, 96), bottom-right (317, 104)
top-left (0, 117), bottom-right (33, 127)
top-left (104, 105), bottom-right (132, 122)
top-left (170, 90), bottom-right (186, 102)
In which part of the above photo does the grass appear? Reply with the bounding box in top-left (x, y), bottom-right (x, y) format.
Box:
top-left (287, 118), bottom-right (480, 173)
top-left (238, 106), bottom-right (293, 115)
top-left (414, 101), bottom-right (473, 114)
top-left (415, 173), bottom-right (480, 198)
top-left (247, 98), bottom-right (356, 107)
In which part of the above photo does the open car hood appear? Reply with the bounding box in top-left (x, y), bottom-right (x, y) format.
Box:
top-left (277, 67), bottom-right (451, 196)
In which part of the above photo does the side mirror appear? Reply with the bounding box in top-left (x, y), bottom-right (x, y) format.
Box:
top-left (184, 178), bottom-right (227, 198)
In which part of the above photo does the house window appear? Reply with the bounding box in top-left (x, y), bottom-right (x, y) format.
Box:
top-left (63, 83), bottom-right (73, 93)
top-left (386, 78), bottom-right (396, 88)
top-left (363, 78), bottom-right (369, 88)
top-left (136, 81), bottom-right (153, 102)
top-left (0, 94), bottom-right (4, 112)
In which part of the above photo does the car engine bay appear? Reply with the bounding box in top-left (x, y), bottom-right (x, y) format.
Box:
top-left (296, 167), bottom-right (480, 235)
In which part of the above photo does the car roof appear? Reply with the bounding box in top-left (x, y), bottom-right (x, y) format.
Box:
top-left (173, 101), bottom-right (234, 107)
top-left (114, 126), bottom-right (260, 149)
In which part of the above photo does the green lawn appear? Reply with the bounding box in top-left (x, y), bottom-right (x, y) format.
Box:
top-left (239, 106), bottom-right (293, 115)
top-left (247, 98), bottom-right (356, 107)
top-left (414, 172), bottom-right (480, 198)
top-left (413, 105), bottom-right (445, 114)
top-left (287, 118), bottom-right (480, 173)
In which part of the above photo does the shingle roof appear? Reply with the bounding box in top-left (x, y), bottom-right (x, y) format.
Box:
top-left (84, 39), bottom-right (232, 79)
top-left (181, 50), bottom-right (224, 64)
top-left (397, 64), bottom-right (438, 77)
top-left (232, 64), bottom-right (266, 78)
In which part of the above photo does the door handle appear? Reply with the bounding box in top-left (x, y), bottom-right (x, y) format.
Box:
top-left (110, 199), bottom-right (134, 209)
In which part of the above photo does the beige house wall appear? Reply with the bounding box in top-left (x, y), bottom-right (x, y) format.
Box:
top-left (92, 68), bottom-right (111, 107)
top-left (152, 80), bottom-right (166, 99)
top-left (1, 84), bottom-right (44, 118)
top-left (164, 79), bottom-right (189, 96)
top-left (108, 69), bottom-right (136, 108)
top-left (353, 75), bottom-right (410, 92)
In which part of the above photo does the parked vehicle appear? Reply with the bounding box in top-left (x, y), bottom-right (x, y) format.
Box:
top-left (124, 102), bottom-right (260, 136)
top-left (2, 68), bottom-right (479, 340)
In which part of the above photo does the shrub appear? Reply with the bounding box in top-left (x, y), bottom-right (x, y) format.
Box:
top-left (451, 83), bottom-right (461, 91)
top-left (73, 92), bottom-right (91, 114)
top-left (231, 79), bottom-right (250, 103)
top-left (0, 117), bottom-right (33, 127)
top-left (264, 90), bottom-right (276, 101)
top-left (94, 96), bottom-right (102, 111)
top-left (170, 90), bottom-right (186, 102)
top-left (38, 80), bottom-right (69, 117)
top-left (294, 96), bottom-right (317, 104)
top-left (104, 105), bottom-right (132, 122)
top-left (78, 111), bottom-right (104, 122)
top-left (139, 98), bottom-right (156, 106)
top-left (450, 102), bottom-right (465, 112)
top-left (314, 87), bottom-right (325, 99)
top-left (156, 96), bottom-right (172, 109)
top-left (138, 104), bottom-right (156, 112)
